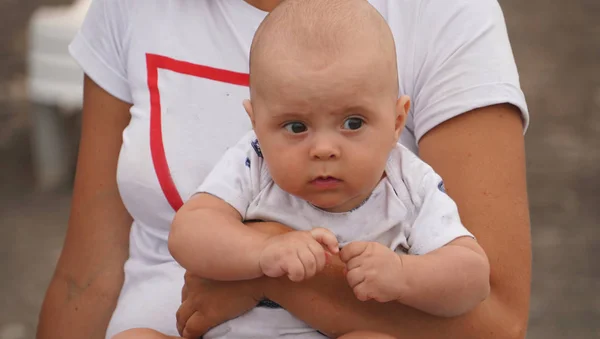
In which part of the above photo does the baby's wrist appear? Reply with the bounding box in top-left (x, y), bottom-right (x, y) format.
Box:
top-left (253, 239), bottom-right (271, 278)
top-left (393, 254), bottom-right (413, 303)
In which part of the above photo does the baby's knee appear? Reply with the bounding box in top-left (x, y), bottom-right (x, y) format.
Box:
top-left (338, 331), bottom-right (396, 339)
top-left (112, 328), bottom-right (173, 339)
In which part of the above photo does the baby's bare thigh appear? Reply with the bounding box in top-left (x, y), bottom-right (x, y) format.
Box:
top-left (337, 331), bottom-right (396, 339)
top-left (111, 328), bottom-right (180, 339)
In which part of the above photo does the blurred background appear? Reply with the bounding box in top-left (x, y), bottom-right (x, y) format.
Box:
top-left (0, 0), bottom-right (598, 338)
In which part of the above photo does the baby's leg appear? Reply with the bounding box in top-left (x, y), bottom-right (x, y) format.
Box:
top-left (111, 328), bottom-right (180, 339)
top-left (337, 331), bottom-right (396, 339)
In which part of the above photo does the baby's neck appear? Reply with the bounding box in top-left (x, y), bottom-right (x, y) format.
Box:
top-left (313, 173), bottom-right (387, 213)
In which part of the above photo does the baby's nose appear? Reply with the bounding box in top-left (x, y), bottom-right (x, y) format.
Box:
top-left (309, 138), bottom-right (340, 160)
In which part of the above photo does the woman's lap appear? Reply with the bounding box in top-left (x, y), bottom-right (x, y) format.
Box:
top-left (113, 328), bottom-right (394, 339)
top-left (111, 258), bottom-right (393, 338)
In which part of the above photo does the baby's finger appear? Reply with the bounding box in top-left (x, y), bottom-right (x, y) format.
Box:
top-left (339, 241), bottom-right (369, 263)
top-left (308, 241), bottom-right (326, 272)
top-left (345, 267), bottom-right (366, 288)
top-left (310, 227), bottom-right (339, 254)
top-left (345, 256), bottom-right (363, 271)
top-left (285, 252), bottom-right (306, 282)
top-left (298, 245), bottom-right (317, 279)
top-left (353, 282), bottom-right (372, 302)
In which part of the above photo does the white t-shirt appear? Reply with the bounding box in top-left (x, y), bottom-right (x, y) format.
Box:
top-left (196, 131), bottom-right (473, 338)
top-left (69, 0), bottom-right (529, 337)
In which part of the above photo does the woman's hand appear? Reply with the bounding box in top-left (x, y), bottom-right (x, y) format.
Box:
top-left (176, 221), bottom-right (291, 337)
top-left (176, 272), bottom-right (264, 337)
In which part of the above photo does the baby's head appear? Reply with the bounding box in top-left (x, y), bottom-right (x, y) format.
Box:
top-left (245, 0), bottom-right (410, 212)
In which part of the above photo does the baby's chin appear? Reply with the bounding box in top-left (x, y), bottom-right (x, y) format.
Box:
top-left (305, 196), bottom-right (360, 213)
top-left (281, 184), bottom-right (363, 213)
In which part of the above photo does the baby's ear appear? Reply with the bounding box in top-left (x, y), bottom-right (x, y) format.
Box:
top-left (394, 95), bottom-right (411, 139)
top-left (243, 99), bottom-right (256, 128)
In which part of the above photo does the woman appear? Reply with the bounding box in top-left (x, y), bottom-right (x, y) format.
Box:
top-left (37, 0), bottom-right (531, 338)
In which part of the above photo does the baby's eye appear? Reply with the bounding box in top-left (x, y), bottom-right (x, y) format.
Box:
top-left (284, 122), bottom-right (308, 134)
top-left (342, 117), bottom-right (364, 130)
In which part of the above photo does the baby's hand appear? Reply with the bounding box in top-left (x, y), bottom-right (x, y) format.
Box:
top-left (259, 228), bottom-right (339, 282)
top-left (340, 241), bottom-right (404, 302)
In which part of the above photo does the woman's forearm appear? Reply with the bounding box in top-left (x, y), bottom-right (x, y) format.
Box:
top-left (37, 183), bottom-right (131, 339)
top-left (264, 255), bottom-right (522, 339)
top-left (37, 267), bottom-right (125, 339)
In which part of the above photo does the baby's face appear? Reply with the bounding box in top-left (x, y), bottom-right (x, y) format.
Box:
top-left (247, 54), bottom-right (408, 212)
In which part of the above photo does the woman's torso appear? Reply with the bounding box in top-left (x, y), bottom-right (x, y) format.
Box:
top-left (68, 0), bottom-right (526, 336)
top-left (109, 1), bottom-right (418, 335)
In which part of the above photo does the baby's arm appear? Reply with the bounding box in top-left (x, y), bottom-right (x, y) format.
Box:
top-left (340, 236), bottom-right (489, 317)
top-left (395, 236), bottom-right (490, 317)
top-left (397, 151), bottom-right (489, 316)
top-left (169, 193), bottom-right (339, 282)
top-left (169, 193), bottom-right (268, 281)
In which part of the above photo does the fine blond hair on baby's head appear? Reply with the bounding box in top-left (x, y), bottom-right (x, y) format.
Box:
top-left (249, 0), bottom-right (399, 97)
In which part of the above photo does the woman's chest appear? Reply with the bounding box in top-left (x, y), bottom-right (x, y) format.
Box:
top-left (117, 1), bottom-right (261, 229)
top-left (114, 0), bottom-right (420, 231)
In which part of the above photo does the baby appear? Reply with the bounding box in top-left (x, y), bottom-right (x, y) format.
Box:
top-left (114, 0), bottom-right (490, 338)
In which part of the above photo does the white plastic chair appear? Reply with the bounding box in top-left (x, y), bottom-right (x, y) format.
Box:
top-left (27, 0), bottom-right (90, 190)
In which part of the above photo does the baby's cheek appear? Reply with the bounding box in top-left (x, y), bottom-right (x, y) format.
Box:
top-left (353, 154), bottom-right (387, 186)
top-left (276, 154), bottom-right (301, 173)
top-left (269, 156), bottom-right (305, 187)
top-left (353, 148), bottom-right (380, 168)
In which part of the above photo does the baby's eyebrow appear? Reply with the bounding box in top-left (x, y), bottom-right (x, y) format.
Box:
top-left (266, 105), bottom-right (371, 120)
top-left (325, 105), bottom-right (371, 117)
top-left (268, 111), bottom-right (309, 120)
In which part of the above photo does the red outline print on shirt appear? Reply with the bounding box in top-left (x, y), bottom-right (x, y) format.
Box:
top-left (146, 53), bottom-right (249, 211)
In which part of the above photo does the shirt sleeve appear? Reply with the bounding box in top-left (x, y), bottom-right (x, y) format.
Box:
top-left (194, 132), bottom-right (264, 218)
top-left (68, 0), bottom-right (132, 103)
top-left (396, 151), bottom-right (474, 255)
top-left (406, 170), bottom-right (474, 255)
top-left (410, 0), bottom-right (529, 141)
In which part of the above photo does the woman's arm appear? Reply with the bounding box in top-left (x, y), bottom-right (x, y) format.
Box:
top-left (37, 75), bottom-right (133, 339)
top-left (262, 104), bottom-right (531, 338)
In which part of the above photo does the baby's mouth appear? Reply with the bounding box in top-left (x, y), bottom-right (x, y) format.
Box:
top-left (309, 176), bottom-right (342, 189)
